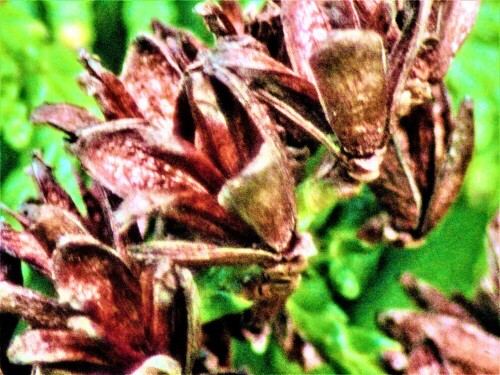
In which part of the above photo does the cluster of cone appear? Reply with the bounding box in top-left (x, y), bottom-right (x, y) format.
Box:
top-left (1, 0), bottom-right (489, 374)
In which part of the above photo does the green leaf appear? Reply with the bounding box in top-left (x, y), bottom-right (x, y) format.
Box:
top-left (328, 260), bottom-right (360, 300)
top-left (232, 336), bottom-right (307, 375)
top-left (174, 0), bottom-right (213, 44)
top-left (1, 102), bottom-right (31, 150)
top-left (196, 266), bottom-right (260, 323)
top-left (239, 0), bottom-right (265, 11)
top-left (290, 270), bottom-right (348, 322)
top-left (287, 267), bottom-right (396, 374)
top-left (92, 1), bottom-right (127, 73)
top-left (44, 0), bottom-right (94, 48)
top-left (288, 297), bottom-right (394, 375)
top-left (200, 291), bottom-right (252, 324)
top-left (297, 178), bottom-right (339, 232)
top-left (1, 169), bottom-right (37, 212)
top-left (122, 0), bottom-right (178, 43)
top-left (0, 4), bottom-right (48, 54)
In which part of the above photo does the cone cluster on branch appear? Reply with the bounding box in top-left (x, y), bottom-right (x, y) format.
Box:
top-left (0, 0), bottom-right (483, 374)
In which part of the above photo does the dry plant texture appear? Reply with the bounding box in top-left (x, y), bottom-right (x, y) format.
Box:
top-left (0, 1), bottom-right (498, 374)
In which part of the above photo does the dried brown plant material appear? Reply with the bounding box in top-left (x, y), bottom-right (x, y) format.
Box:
top-left (0, 243), bottom-right (24, 374)
top-left (0, 153), bottom-right (116, 272)
top-left (1, 154), bottom-right (202, 373)
top-left (379, 244), bottom-right (500, 375)
top-left (2, 240), bottom-right (200, 374)
top-left (31, 15), bottom-right (316, 335)
top-left (247, 0), bottom-right (478, 246)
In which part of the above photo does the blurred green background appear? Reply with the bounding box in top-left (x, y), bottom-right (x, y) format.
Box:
top-left (1, 1), bottom-right (498, 374)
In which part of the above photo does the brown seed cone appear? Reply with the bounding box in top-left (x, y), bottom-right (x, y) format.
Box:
top-left (1, 155), bottom-right (201, 374)
top-left (379, 213), bottom-right (500, 375)
top-left (30, 10), bottom-right (316, 346)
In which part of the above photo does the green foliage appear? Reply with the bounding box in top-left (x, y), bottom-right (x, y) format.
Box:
top-left (1, 1), bottom-right (498, 374)
top-left (122, 1), bottom-right (178, 43)
top-left (0, 1), bottom-right (96, 213)
top-left (196, 266), bottom-right (257, 323)
top-left (293, 186), bottom-right (398, 372)
top-left (232, 336), bottom-right (308, 374)
top-left (288, 271), bottom-right (398, 375)
top-left (44, 0), bottom-right (95, 49)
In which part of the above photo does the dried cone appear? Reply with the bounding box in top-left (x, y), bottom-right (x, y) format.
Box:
top-left (185, 1), bottom-right (478, 249)
top-left (0, 152), bottom-right (116, 280)
top-left (379, 274), bottom-right (500, 374)
top-left (0, 155), bottom-right (201, 374)
top-left (246, 0), bottom-right (397, 185)
top-left (0, 153), bottom-right (114, 374)
top-left (30, 15), bottom-right (315, 334)
top-left (31, 18), bottom-right (305, 253)
top-left (359, 0), bottom-right (478, 246)
top-left (379, 213), bottom-right (500, 375)
top-left (1, 240), bottom-right (200, 374)
top-left (246, 0), bottom-right (478, 245)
